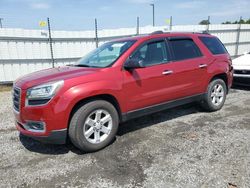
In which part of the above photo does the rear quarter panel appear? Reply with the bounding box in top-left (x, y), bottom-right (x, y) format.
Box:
top-left (194, 35), bottom-right (233, 90)
top-left (206, 55), bottom-right (233, 89)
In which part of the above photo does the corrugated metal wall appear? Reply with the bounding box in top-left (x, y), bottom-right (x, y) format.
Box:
top-left (0, 24), bottom-right (250, 82)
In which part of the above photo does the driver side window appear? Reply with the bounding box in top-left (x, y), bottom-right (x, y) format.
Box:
top-left (130, 40), bottom-right (168, 67)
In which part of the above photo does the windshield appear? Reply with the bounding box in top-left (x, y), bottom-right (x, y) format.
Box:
top-left (74, 40), bottom-right (136, 68)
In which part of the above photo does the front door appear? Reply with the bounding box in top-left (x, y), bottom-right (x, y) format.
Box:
top-left (123, 39), bottom-right (178, 112)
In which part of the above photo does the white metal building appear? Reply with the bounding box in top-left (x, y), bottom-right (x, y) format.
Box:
top-left (0, 24), bottom-right (250, 83)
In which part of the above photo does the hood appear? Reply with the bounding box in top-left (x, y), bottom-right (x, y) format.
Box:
top-left (232, 54), bottom-right (250, 69)
top-left (15, 66), bottom-right (101, 90)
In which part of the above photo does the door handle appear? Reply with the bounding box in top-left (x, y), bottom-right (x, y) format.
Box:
top-left (199, 64), bottom-right (208, 68)
top-left (162, 70), bottom-right (173, 75)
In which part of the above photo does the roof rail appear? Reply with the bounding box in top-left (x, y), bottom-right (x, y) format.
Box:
top-left (164, 30), bottom-right (210, 34)
top-left (150, 30), bottom-right (164, 35)
top-left (149, 30), bottom-right (210, 36)
top-left (150, 30), bottom-right (210, 35)
top-left (201, 30), bottom-right (210, 34)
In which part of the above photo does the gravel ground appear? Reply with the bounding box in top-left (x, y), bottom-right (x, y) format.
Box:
top-left (0, 87), bottom-right (250, 188)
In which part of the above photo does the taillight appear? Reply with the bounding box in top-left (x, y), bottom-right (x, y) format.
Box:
top-left (229, 64), bottom-right (233, 72)
top-left (228, 57), bottom-right (233, 72)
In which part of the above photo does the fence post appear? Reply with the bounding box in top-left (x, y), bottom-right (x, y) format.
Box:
top-left (169, 16), bottom-right (172, 31)
top-left (235, 23), bottom-right (241, 57)
top-left (95, 18), bottom-right (98, 48)
top-left (136, 17), bottom-right (140, 35)
top-left (47, 17), bottom-right (55, 68)
top-left (206, 16), bottom-right (210, 32)
top-left (0, 18), bottom-right (3, 28)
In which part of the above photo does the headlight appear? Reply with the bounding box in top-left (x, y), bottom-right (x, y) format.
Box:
top-left (26, 80), bottom-right (64, 105)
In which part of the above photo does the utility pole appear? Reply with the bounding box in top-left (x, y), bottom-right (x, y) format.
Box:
top-left (0, 18), bottom-right (3, 28)
top-left (150, 4), bottom-right (155, 27)
top-left (47, 17), bottom-right (55, 68)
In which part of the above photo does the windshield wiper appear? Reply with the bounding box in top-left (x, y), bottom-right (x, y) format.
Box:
top-left (75, 64), bottom-right (102, 68)
top-left (66, 64), bottom-right (90, 67)
top-left (67, 64), bottom-right (101, 68)
top-left (74, 64), bottom-right (91, 67)
top-left (66, 64), bottom-right (75, 66)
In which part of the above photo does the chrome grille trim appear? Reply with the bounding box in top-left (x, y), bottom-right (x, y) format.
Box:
top-left (13, 87), bottom-right (21, 112)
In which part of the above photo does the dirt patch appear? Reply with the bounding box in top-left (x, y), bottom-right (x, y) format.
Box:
top-left (0, 88), bottom-right (250, 187)
top-left (0, 85), bottom-right (12, 92)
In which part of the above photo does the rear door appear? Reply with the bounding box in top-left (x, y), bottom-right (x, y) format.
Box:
top-left (164, 36), bottom-right (208, 98)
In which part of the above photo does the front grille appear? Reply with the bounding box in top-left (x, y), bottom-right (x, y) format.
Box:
top-left (234, 70), bottom-right (250, 75)
top-left (13, 87), bottom-right (21, 112)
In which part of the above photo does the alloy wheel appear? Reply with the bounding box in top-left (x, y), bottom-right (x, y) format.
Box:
top-left (211, 84), bottom-right (224, 106)
top-left (83, 109), bottom-right (113, 144)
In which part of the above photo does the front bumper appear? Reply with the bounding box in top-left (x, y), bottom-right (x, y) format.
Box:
top-left (233, 76), bottom-right (250, 86)
top-left (233, 72), bottom-right (250, 86)
top-left (16, 121), bottom-right (67, 144)
top-left (13, 87), bottom-right (70, 145)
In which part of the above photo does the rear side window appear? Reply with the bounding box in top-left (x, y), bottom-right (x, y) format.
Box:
top-left (169, 39), bottom-right (202, 61)
top-left (199, 36), bottom-right (228, 55)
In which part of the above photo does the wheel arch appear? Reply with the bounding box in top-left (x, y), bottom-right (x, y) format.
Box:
top-left (68, 94), bottom-right (122, 128)
top-left (209, 73), bottom-right (228, 93)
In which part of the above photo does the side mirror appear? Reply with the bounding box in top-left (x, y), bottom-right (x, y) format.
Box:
top-left (124, 59), bottom-right (145, 70)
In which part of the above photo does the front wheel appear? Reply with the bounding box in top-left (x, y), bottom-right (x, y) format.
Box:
top-left (200, 79), bottom-right (227, 112)
top-left (69, 100), bottom-right (119, 152)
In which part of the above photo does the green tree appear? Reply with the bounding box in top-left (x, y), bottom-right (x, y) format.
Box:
top-left (222, 18), bottom-right (250, 24)
top-left (199, 19), bottom-right (210, 25)
top-left (222, 21), bottom-right (232, 24)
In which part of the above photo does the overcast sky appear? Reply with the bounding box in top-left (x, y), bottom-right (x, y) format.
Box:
top-left (0, 0), bottom-right (249, 31)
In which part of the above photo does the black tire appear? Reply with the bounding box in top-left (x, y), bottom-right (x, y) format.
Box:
top-left (69, 100), bottom-right (119, 152)
top-left (200, 79), bottom-right (227, 112)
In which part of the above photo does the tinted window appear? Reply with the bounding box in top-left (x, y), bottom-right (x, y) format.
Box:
top-left (199, 36), bottom-right (227, 55)
top-left (169, 39), bottom-right (202, 61)
top-left (130, 40), bottom-right (168, 67)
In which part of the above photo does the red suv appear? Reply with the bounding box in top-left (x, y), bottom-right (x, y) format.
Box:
top-left (13, 32), bottom-right (233, 152)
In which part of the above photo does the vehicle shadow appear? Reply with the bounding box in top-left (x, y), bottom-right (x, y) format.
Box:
top-left (19, 103), bottom-right (202, 155)
top-left (117, 103), bottom-right (201, 136)
top-left (19, 134), bottom-right (73, 155)
top-left (19, 133), bottom-right (116, 155)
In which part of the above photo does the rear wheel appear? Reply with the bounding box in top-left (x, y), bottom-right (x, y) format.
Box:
top-left (69, 100), bottom-right (119, 152)
top-left (200, 79), bottom-right (227, 112)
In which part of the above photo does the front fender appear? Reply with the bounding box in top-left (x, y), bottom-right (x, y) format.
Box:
top-left (52, 80), bottom-right (123, 129)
